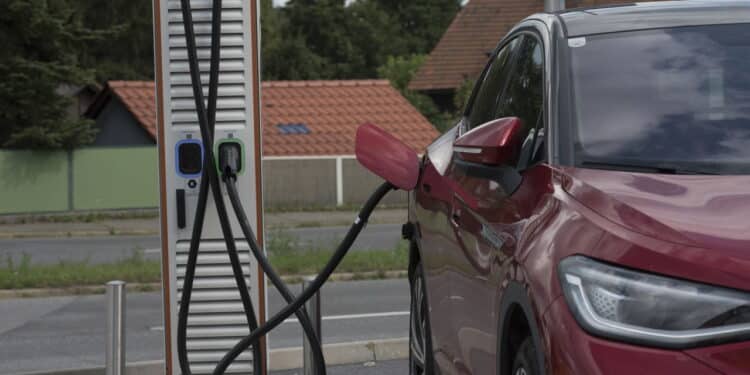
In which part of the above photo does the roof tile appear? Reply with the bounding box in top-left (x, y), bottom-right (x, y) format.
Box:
top-left (99, 80), bottom-right (439, 157)
top-left (410, 0), bottom-right (663, 92)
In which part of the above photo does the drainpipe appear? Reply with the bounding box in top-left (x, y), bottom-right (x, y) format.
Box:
top-left (545, 0), bottom-right (565, 12)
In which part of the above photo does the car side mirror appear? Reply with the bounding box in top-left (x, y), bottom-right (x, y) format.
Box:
top-left (454, 117), bottom-right (524, 166)
top-left (355, 123), bottom-right (420, 191)
top-left (453, 117), bottom-right (524, 194)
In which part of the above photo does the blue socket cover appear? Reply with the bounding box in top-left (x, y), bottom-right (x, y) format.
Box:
top-left (175, 139), bottom-right (204, 178)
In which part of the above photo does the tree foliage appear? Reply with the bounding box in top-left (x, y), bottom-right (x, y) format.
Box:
top-left (373, 0), bottom-right (461, 56)
top-left (0, 0), bottom-right (99, 149)
top-left (262, 0), bottom-right (463, 131)
top-left (262, 0), bottom-right (460, 80)
top-left (378, 55), bottom-right (471, 132)
top-left (1, 0), bottom-right (463, 148)
top-left (74, 0), bottom-right (154, 82)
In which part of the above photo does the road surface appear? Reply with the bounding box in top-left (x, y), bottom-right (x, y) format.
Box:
top-left (0, 224), bottom-right (402, 265)
top-left (0, 278), bottom-right (410, 374)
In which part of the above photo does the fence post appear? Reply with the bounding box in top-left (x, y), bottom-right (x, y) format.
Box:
top-left (67, 150), bottom-right (74, 211)
top-left (336, 157), bottom-right (344, 207)
top-left (303, 276), bottom-right (322, 375)
top-left (106, 281), bottom-right (126, 375)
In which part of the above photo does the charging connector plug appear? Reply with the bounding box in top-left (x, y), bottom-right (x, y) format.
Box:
top-left (219, 142), bottom-right (243, 180)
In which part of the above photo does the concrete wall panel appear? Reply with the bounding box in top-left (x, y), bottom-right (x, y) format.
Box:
top-left (342, 158), bottom-right (407, 207)
top-left (263, 159), bottom-right (337, 210)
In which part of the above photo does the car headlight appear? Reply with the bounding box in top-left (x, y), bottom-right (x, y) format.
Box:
top-left (559, 256), bottom-right (750, 349)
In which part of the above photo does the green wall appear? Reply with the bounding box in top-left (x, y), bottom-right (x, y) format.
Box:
top-left (0, 148), bottom-right (159, 214)
top-left (0, 151), bottom-right (69, 214)
top-left (72, 147), bottom-right (159, 210)
top-left (0, 148), bottom-right (400, 215)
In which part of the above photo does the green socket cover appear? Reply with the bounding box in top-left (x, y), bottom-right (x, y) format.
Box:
top-left (215, 138), bottom-right (246, 176)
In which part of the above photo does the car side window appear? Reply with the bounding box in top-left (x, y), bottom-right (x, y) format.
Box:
top-left (465, 37), bottom-right (522, 130)
top-left (495, 35), bottom-right (544, 167)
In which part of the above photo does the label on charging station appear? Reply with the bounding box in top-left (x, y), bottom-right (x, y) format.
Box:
top-left (153, 1), bottom-right (266, 373)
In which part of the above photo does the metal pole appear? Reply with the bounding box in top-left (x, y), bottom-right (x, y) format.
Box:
top-left (106, 281), bottom-right (126, 375)
top-left (303, 276), bottom-right (322, 375)
top-left (544, 0), bottom-right (565, 12)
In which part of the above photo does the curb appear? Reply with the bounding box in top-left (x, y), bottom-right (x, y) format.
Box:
top-left (0, 230), bottom-right (158, 239)
top-left (13, 338), bottom-right (409, 375)
top-left (0, 283), bottom-right (161, 300)
top-left (0, 218), bottom-right (406, 239)
top-left (269, 337), bottom-right (408, 371)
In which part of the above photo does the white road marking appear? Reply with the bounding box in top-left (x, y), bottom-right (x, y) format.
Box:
top-left (148, 311), bottom-right (409, 331)
top-left (283, 311), bottom-right (409, 324)
top-left (143, 248), bottom-right (162, 255)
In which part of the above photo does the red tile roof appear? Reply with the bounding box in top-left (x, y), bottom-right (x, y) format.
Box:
top-left (89, 80), bottom-right (439, 157)
top-left (106, 81), bottom-right (157, 139)
top-left (409, 0), bottom-right (662, 92)
top-left (261, 80), bottom-right (438, 156)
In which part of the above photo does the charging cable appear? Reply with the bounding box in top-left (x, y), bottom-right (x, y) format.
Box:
top-left (176, 0), bottom-right (326, 374)
top-left (214, 181), bottom-right (394, 374)
top-left (177, 1), bottom-right (397, 374)
top-left (176, 0), bottom-right (264, 373)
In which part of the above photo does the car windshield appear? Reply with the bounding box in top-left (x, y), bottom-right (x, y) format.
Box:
top-left (571, 23), bottom-right (750, 175)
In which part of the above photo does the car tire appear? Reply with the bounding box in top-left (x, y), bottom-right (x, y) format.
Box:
top-left (512, 337), bottom-right (540, 375)
top-left (409, 260), bottom-right (434, 375)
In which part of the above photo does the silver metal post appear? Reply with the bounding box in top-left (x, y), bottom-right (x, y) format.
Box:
top-left (544, 0), bottom-right (565, 12)
top-left (303, 276), bottom-right (322, 375)
top-left (106, 281), bottom-right (126, 375)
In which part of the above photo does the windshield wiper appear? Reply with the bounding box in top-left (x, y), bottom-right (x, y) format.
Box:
top-left (580, 160), bottom-right (719, 175)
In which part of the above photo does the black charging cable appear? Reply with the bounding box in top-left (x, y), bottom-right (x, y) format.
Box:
top-left (177, 1), bottom-right (327, 374)
top-left (220, 162), bottom-right (328, 374)
top-left (213, 182), bottom-right (395, 374)
top-left (176, 0), bottom-right (264, 374)
top-left (176, 2), bottom-right (400, 375)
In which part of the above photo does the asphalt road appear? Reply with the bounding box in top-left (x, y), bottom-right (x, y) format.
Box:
top-left (0, 224), bottom-right (402, 265)
top-left (0, 278), bottom-right (410, 374)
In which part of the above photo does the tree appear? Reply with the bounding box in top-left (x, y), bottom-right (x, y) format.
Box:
top-left (278, 0), bottom-right (404, 79)
top-left (75, 0), bottom-right (154, 81)
top-left (374, 0), bottom-right (462, 56)
top-left (283, 0), bottom-right (359, 78)
top-left (0, 0), bottom-right (99, 149)
top-left (378, 55), bottom-right (452, 131)
top-left (377, 54), bottom-right (426, 91)
top-left (261, 0), bottom-right (326, 80)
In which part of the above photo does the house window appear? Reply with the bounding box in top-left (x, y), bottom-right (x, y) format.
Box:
top-left (276, 123), bottom-right (311, 135)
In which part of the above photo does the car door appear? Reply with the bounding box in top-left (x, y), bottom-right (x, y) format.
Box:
top-left (451, 33), bottom-right (548, 375)
top-left (414, 36), bottom-right (524, 374)
top-left (452, 34), bottom-right (548, 374)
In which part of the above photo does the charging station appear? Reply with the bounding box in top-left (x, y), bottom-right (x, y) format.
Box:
top-left (152, 0), bottom-right (267, 373)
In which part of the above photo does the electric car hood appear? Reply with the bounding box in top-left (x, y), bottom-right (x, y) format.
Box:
top-left (561, 167), bottom-right (750, 252)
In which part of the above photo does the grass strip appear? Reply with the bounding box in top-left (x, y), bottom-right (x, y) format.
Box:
top-left (268, 242), bottom-right (408, 276)
top-left (0, 241), bottom-right (409, 290)
top-left (0, 252), bottom-right (161, 290)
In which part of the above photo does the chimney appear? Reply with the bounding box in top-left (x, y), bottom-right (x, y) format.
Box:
top-left (544, 0), bottom-right (565, 12)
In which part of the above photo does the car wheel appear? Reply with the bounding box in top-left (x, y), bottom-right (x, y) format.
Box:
top-left (409, 261), bottom-right (433, 375)
top-left (512, 337), bottom-right (540, 375)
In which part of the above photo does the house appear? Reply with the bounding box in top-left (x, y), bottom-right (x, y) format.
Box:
top-left (409, 0), bottom-right (661, 110)
top-left (58, 84), bottom-right (100, 119)
top-left (85, 79), bottom-right (439, 208)
top-left (85, 81), bottom-right (156, 147)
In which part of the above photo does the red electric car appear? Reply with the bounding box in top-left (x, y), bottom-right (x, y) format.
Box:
top-left (402, 2), bottom-right (750, 374)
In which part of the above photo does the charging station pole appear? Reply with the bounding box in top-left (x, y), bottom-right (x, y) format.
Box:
top-left (152, 0), bottom-right (267, 373)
